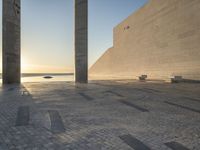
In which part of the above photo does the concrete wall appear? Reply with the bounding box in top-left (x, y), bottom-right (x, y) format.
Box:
top-left (89, 0), bottom-right (200, 80)
top-left (75, 0), bottom-right (88, 83)
top-left (3, 0), bottom-right (21, 84)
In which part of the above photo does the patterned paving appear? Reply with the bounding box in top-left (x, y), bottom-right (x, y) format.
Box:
top-left (0, 80), bottom-right (200, 150)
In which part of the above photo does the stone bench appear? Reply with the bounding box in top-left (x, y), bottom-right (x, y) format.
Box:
top-left (139, 75), bottom-right (148, 81)
top-left (171, 76), bottom-right (183, 83)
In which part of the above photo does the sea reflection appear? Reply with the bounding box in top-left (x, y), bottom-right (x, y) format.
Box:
top-left (22, 75), bottom-right (74, 82)
top-left (0, 75), bottom-right (74, 83)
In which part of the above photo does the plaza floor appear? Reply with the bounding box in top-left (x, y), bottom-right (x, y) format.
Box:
top-left (0, 80), bottom-right (200, 150)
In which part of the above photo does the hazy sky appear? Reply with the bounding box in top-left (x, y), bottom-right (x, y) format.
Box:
top-left (0, 0), bottom-right (148, 73)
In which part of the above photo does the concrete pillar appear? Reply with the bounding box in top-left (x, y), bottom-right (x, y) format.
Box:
top-left (3, 0), bottom-right (21, 84)
top-left (74, 0), bottom-right (88, 83)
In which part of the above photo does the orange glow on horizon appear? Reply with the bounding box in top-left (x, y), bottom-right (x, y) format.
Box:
top-left (21, 58), bottom-right (73, 73)
top-left (21, 64), bottom-right (73, 73)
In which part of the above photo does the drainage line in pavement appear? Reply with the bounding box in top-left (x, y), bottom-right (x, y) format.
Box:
top-left (119, 134), bottom-right (151, 150)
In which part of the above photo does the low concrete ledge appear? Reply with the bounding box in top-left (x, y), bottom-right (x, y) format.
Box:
top-left (138, 75), bottom-right (148, 81)
top-left (170, 76), bottom-right (200, 83)
top-left (171, 76), bottom-right (183, 83)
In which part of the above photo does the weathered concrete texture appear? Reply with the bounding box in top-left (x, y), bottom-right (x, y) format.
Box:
top-left (3, 0), bottom-right (21, 84)
top-left (75, 0), bottom-right (88, 83)
top-left (90, 0), bottom-right (200, 81)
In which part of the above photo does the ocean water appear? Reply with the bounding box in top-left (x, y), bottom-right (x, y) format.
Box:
top-left (0, 74), bottom-right (74, 83)
top-left (22, 75), bottom-right (74, 83)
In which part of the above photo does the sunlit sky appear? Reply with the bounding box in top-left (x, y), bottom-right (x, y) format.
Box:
top-left (0, 0), bottom-right (148, 73)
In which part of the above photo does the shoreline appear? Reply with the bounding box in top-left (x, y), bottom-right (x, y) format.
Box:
top-left (0, 73), bottom-right (74, 79)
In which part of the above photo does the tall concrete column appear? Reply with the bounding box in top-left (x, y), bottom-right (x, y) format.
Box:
top-left (3, 0), bottom-right (21, 84)
top-left (75, 0), bottom-right (88, 83)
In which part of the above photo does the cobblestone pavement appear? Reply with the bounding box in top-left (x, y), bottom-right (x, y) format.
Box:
top-left (0, 80), bottom-right (200, 150)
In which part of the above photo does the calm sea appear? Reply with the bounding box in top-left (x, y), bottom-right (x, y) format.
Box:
top-left (0, 73), bottom-right (74, 83)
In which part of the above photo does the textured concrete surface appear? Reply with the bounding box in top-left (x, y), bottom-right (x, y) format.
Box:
top-left (90, 0), bottom-right (200, 81)
top-left (0, 80), bottom-right (200, 149)
top-left (75, 0), bottom-right (88, 83)
top-left (3, 0), bottom-right (21, 84)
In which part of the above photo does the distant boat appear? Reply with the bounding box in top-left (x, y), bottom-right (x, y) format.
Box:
top-left (43, 75), bottom-right (53, 79)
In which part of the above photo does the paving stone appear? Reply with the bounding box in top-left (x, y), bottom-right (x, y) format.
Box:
top-left (15, 106), bottom-right (30, 126)
top-left (48, 110), bottom-right (66, 134)
top-left (165, 141), bottom-right (190, 150)
top-left (79, 92), bottom-right (94, 101)
top-left (119, 134), bottom-right (151, 150)
top-left (118, 99), bottom-right (149, 112)
top-left (165, 101), bottom-right (200, 114)
top-left (104, 90), bottom-right (124, 98)
top-left (0, 80), bottom-right (199, 150)
top-left (182, 97), bottom-right (200, 103)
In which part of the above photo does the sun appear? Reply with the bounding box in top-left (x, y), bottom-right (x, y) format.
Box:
top-left (21, 57), bottom-right (31, 73)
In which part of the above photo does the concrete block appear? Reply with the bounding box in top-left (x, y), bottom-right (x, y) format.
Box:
top-left (75, 0), bottom-right (88, 83)
top-left (139, 75), bottom-right (148, 81)
top-left (171, 76), bottom-right (183, 83)
top-left (3, 0), bottom-right (21, 84)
